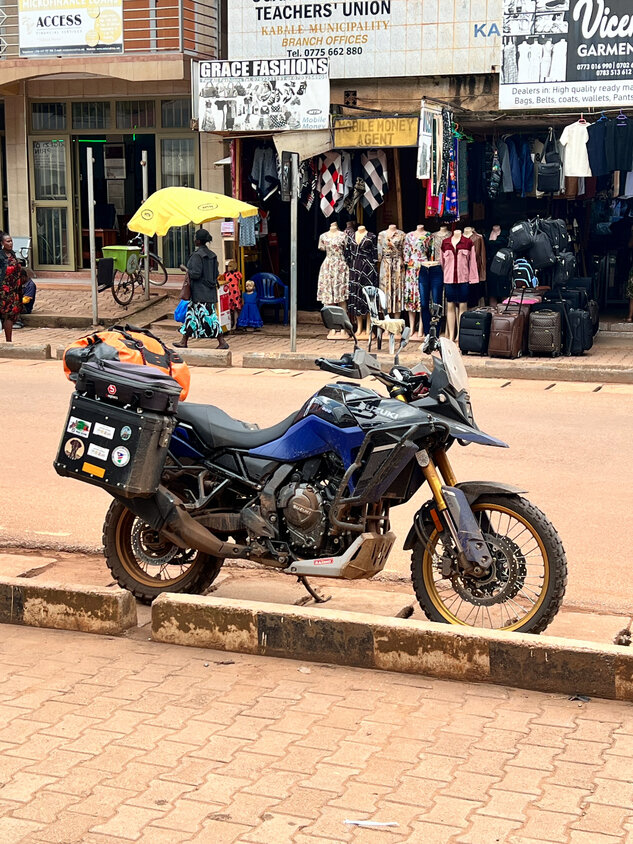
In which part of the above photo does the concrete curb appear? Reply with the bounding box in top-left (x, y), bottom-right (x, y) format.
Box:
top-left (151, 594), bottom-right (633, 701)
top-left (0, 577), bottom-right (137, 634)
top-left (178, 348), bottom-right (232, 367)
top-left (0, 343), bottom-right (51, 360)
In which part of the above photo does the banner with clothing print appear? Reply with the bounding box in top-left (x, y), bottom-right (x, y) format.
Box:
top-left (197, 58), bottom-right (330, 133)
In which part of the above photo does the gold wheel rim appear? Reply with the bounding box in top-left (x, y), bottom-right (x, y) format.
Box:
top-left (422, 502), bottom-right (550, 631)
top-left (115, 509), bottom-right (199, 588)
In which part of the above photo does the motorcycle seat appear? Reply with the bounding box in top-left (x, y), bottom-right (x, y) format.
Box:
top-left (176, 402), bottom-right (297, 449)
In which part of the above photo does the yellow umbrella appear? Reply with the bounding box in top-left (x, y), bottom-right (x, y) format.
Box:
top-left (127, 187), bottom-right (259, 237)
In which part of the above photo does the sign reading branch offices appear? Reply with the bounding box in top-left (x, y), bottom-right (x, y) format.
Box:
top-left (197, 58), bottom-right (330, 133)
top-left (500, 0), bottom-right (633, 109)
top-left (19, 0), bottom-right (123, 57)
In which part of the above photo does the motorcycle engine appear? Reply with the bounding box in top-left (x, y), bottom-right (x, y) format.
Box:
top-left (277, 483), bottom-right (326, 552)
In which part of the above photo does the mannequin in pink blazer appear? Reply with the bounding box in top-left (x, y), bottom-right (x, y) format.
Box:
top-left (440, 231), bottom-right (480, 341)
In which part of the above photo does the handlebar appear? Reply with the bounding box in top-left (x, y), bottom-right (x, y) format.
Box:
top-left (315, 355), bottom-right (431, 397)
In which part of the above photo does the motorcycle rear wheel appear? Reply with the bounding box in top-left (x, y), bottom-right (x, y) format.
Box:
top-left (103, 500), bottom-right (223, 604)
top-left (410, 495), bottom-right (567, 634)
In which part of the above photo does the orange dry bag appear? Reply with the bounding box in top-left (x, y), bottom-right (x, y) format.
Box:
top-left (63, 324), bottom-right (190, 400)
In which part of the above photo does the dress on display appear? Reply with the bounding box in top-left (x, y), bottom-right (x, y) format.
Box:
top-left (237, 291), bottom-right (263, 329)
top-left (377, 229), bottom-right (405, 314)
top-left (402, 230), bottom-right (433, 312)
top-left (344, 232), bottom-right (378, 318)
top-left (316, 230), bottom-right (349, 305)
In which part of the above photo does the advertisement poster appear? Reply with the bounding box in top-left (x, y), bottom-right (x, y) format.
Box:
top-left (197, 58), bottom-right (330, 133)
top-left (227, 0), bottom-right (500, 80)
top-left (19, 0), bottom-right (123, 57)
top-left (500, 0), bottom-right (633, 109)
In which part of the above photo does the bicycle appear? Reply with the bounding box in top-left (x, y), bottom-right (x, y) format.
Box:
top-left (111, 234), bottom-right (168, 307)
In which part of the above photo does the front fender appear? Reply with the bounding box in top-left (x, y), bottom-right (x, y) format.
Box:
top-left (402, 481), bottom-right (527, 550)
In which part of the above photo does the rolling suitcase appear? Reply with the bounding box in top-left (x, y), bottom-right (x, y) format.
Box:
top-left (489, 309), bottom-right (525, 359)
top-left (459, 308), bottom-right (493, 356)
top-left (545, 287), bottom-right (588, 310)
top-left (588, 299), bottom-right (600, 335)
top-left (568, 308), bottom-right (593, 355)
top-left (531, 300), bottom-right (572, 355)
top-left (528, 310), bottom-right (561, 357)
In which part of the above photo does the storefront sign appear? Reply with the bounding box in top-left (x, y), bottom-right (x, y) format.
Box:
top-left (500, 0), bottom-right (633, 109)
top-left (333, 117), bottom-right (418, 148)
top-left (227, 0), bottom-right (501, 79)
top-left (19, 0), bottom-right (123, 57)
top-left (197, 58), bottom-right (330, 133)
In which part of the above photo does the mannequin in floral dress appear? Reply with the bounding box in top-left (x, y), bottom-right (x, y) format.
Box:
top-left (317, 221), bottom-right (349, 339)
top-left (403, 226), bottom-right (433, 335)
top-left (377, 224), bottom-right (405, 315)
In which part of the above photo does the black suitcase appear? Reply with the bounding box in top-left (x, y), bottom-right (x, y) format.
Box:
top-left (545, 287), bottom-right (588, 311)
top-left (531, 300), bottom-right (572, 355)
top-left (528, 310), bottom-right (561, 357)
top-left (588, 300), bottom-right (600, 335)
top-left (568, 276), bottom-right (595, 298)
top-left (459, 309), bottom-right (493, 356)
top-left (568, 309), bottom-right (593, 355)
top-left (76, 360), bottom-right (182, 414)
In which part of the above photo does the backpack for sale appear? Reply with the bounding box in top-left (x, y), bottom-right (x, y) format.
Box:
top-left (512, 258), bottom-right (537, 288)
top-left (552, 252), bottom-right (577, 287)
top-left (63, 324), bottom-right (190, 400)
top-left (508, 221), bottom-right (535, 253)
top-left (538, 218), bottom-right (570, 254)
top-left (528, 230), bottom-right (556, 270)
top-left (489, 247), bottom-right (514, 279)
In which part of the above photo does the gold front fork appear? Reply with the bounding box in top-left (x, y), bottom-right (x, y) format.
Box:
top-left (433, 448), bottom-right (458, 487)
top-left (419, 449), bottom-right (458, 512)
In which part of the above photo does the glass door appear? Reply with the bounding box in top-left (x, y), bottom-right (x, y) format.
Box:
top-left (157, 135), bottom-right (198, 269)
top-left (29, 137), bottom-right (75, 270)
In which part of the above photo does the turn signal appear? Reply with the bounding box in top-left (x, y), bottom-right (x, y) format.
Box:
top-left (430, 508), bottom-right (444, 533)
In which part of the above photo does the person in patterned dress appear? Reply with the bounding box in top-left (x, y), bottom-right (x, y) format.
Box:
top-left (0, 233), bottom-right (27, 343)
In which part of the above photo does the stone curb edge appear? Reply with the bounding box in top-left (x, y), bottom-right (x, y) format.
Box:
top-left (151, 594), bottom-right (633, 702)
top-left (0, 344), bottom-right (51, 360)
top-left (0, 577), bottom-right (137, 634)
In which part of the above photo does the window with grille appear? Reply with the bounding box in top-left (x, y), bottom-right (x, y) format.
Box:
top-left (116, 100), bottom-right (156, 129)
top-left (32, 103), bottom-right (67, 132)
top-left (72, 102), bottom-right (111, 130)
top-left (161, 99), bottom-right (192, 129)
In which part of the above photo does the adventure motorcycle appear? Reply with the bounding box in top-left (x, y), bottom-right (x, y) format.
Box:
top-left (55, 305), bottom-right (566, 633)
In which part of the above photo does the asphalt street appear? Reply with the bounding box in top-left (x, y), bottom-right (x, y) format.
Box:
top-left (0, 360), bottom-right (631, 615)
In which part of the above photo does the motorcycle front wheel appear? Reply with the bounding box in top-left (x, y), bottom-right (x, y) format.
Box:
top-left (103, 500), bottom-right (224, 604)
top-left (411, 495), bottom-right (567, 634)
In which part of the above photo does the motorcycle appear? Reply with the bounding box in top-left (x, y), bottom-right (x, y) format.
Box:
top-left (56, 305), bottom-right (566, 633)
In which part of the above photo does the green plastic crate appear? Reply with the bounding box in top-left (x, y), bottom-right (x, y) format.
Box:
top-left (101, 245), bottom-right (141, 274)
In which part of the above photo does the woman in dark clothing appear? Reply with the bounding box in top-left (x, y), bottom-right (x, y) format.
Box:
top-left (174, 229), bottom-right (228, 349)
top-left (0, 232), bottom-right (27, 342)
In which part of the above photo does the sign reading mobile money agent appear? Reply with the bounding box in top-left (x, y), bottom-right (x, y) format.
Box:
top-left (499, 0), bottom-right (633, 109)
top-left (19, 0), bottom-right (123, 56)
top-left (197, 58), bottom-right (330, 133)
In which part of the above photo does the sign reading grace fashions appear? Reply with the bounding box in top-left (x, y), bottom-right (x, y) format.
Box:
top-left (499, 0), bottom-right (633, 109)
top-left (19, 0), bottom-right (123, 56)
top-left (227, 0), bottom-right (501, 80)
top-left (334, 117), bottom-right (419, 148)
top-left (197, 58), bottom-right (330, 132)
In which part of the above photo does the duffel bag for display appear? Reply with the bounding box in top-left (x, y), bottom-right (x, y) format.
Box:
top-left (458, 308), bottom-right (493, 356)
top-left (63, 324), bottom-right (190, 400)
top-left (538, 218), bottom-right (570, 254)
top-left (508, 221), bottom-right (535, 253)
top-left (552, 252), bottom-right (576, 287)
top-left (489, 247), bottom-right (514, 279)
top-left (528, 230), bottom-right (556, 269)
top-left (568, 308), bottom-right (593, 355)
top-left (528, 309), bottom-right (562, 357)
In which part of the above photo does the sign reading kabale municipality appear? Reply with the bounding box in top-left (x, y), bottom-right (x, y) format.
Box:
top-left (334, 117), bottom-right (419, 148)
top-left (500, 0), bottom-right (633, 109)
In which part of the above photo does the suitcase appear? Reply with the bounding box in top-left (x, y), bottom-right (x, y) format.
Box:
top-left (531, 300), bottom-right (572, 355)
top-left (588, 299), bottom-right (600, 335)
top-left (528, 310), bottom-right (561, 357)
top-left (545, 287), bottom-right (588, 311)
top-left (459, 308), bottom-right (493, 356)
top-left (568, 276), bottom-right (595, 298)
top-left (499, 289), bottom-right (533, 351)
top-left (568, 309), bottom-right (593, 355)
top-left (489, 310), bottom-right (525, 359)
top-left (76, 360), bottom-right (182, 414)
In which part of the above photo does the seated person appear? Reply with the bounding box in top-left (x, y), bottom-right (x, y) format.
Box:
top-left (14, 277), bottom-right (37, 329)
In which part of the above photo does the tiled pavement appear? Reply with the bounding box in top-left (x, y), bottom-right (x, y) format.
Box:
top-left (1, 624), bottom-right (632, 844)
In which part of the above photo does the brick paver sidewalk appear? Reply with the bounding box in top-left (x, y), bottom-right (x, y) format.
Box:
top-left (1, 624), bottom-right (632, 844)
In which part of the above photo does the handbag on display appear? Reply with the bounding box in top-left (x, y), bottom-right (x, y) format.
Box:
top-left (180, 271), bottom-right (192, 301)
top-left (537, 128), bottom-right (563, 194)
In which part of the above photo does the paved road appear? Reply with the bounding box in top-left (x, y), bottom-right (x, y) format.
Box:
top-left (0, 361), bottom-right (631, 614)
top-left (1, 623), bottom-right (632, 844)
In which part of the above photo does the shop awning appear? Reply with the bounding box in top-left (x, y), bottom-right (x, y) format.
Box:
top-left (273, 130), bottom-right (333, 161)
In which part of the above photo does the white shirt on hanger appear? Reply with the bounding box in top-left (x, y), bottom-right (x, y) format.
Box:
top-left (560, 120), bottom-right (592, 177)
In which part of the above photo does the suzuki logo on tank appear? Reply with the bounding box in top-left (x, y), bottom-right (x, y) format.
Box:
top-left (500, 0), bottom-right (633, 109)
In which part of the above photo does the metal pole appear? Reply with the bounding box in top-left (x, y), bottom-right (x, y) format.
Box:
top-left (290, 152), bottom-right (299, 353)
top-left (87, 146), bottom-right (98, 325)
top-left (141, 150), bottom-right (150, 301)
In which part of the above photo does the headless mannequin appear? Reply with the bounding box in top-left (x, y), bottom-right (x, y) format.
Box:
top-left (445, 229), bottom-right (468, 342)
top-left (325, 221), bottom-right (348, 339)
top-left (408, 224), bottom-right (426, 337)
top-left (489, 224), bottom-right (501, 241)
top-left (355, 225), bottom-right (371, 338)
top-left (417, 224), bottom-right (440, 341)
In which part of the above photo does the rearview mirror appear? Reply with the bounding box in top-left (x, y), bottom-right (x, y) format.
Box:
top-left (321, 306), bottom-right (355, 338)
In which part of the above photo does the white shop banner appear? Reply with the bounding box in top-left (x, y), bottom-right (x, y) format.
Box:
top-left (499, 0), bottom-right (633, 109)
top-left (19, 0), bottom-right (123, 57)
top-left (227, 0), bottom-right (502, 80)
top-left (197, 58), bottom-right (330, 133)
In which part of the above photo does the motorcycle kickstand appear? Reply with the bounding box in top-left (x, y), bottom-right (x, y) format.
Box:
top-left (295, 576), bottom-right (331, 605)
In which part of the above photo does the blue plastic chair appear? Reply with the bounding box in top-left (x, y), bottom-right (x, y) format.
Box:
top-left (252, 272), bottom-right (289, 325)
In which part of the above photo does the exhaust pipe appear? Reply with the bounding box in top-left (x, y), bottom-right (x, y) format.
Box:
top-left (115, 487), bottom-right (252, 560)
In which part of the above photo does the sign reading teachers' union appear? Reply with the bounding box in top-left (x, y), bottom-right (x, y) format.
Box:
top-left (19, 0), bottom-right (123, 56)
top-left (500, 0), bottom-right (633, 109)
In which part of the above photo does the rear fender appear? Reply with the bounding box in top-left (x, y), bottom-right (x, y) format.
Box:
top-left (402, 481), bottom-right (527, 550)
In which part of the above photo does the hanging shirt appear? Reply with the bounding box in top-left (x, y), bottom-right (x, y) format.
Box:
top-left (319, 152), bottom-right (345, 217)
top-left (560, 121), bottom-right (592, 177)
top-left (335, 152), bottom-right (354, 212)
top-left (440, 237), bottom-right (479, 285)
top-left (360, 150), bottom-right (389, 213)
top-left (249, 146), bottom-right (279, 201)
top-left (587, 120), bottom-right (608, 177)
top-left (605, 118), bottom-right (633, 173)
